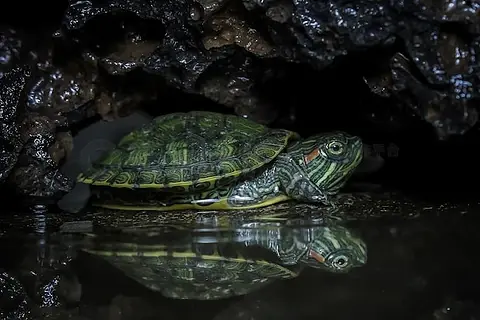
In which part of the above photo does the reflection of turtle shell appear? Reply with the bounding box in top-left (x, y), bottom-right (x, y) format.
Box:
top-left (84, 241), bottom-right (300, 300)
top-left (77, 111), bottom-right (298, 193)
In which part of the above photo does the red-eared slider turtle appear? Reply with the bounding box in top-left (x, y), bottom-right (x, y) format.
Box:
top-left (83, 221), bottom-right (367, 300)
top-left (77, 111), bottom-right (363, 210)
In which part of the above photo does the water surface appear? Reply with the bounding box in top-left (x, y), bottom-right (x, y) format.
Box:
top-left (1, 194), bottom-right (480, 320)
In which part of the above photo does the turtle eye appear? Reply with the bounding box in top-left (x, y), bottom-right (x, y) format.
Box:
top-left (332, 255), bottom-right (350, 269)
top-left (326, 141), bottom-right (345, 155)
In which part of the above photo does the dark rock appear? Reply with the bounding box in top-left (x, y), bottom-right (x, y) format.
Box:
top-left (0, 270), bottom-right (33, 320)
top-left (198, 55), bottom-right (280, 125)
top-left (62, 0), bottom-right (281, 124)
top-left (13, 228), bottom-right (81, 317)
top-left (144, 31), bottom-right (236, 93)
top-left (399, 23), bottom-right (479, 137)
top-left (9, 111), bottom-right (73, 198)
top-left (365, 52), bottom-right (479, 138)
top-left (71, 18), bottom-right (163, 76)
top-left (390, 0), bottom-right (480, 34)
top-left (244, 0), bottom-right (396, 64)
top-left (0, 67), bottom-right (30, 183)
top-left (26, 55), bottom-right (98, 127)
top-left (62, 0), bottom-right (233, 92)
top-left (0, 28), bottom-right (38, 77)
top-left (0, 29), bottom-right (25, 76)
top-left (62, 0), bottom-right (480, 138)
top-left (99, 33), bottom-right (159, 76)
top-left (0, 29), bottom-right (102, 199)
top-left (201, 4), bottom-right (275, 57)
top-left (10, 163), bottom-right (72, 199)
top-left (0, 30), bottom-right (103, 199)
top-left (0, 26), bottom-right (164, 200)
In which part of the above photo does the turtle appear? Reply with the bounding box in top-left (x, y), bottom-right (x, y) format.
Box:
top-left (83, 218), bottom-right (367, 300)
top-left (77, 111), bottom-right (363, 211)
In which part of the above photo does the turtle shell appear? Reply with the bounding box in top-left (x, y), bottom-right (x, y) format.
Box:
top-left (77, 111), bottom-right (297, 191)
top-left (84, 241), bottom-right (299, 300)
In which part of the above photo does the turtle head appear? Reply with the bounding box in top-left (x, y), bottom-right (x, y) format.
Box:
top-left (279, 131), bottom-right (363, 203)
top-left (300, 225), bottom-right (367, 272)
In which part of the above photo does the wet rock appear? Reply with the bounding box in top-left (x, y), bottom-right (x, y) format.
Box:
top-left (14, 230), bottom-right (81, 317)
top-left (25, 272), bottom-right (82, 310)
top-left (0, 28), bottom-right (38, 77)
top-left (62, 0), bottom-right (275, 123)
top-left (0, 26), bottom-right (167, 199)
top-left (0, 67), bottom-right (30, 183)
top-left (0, 270), bottom-right (33, 320)
top-left (93, 89), bottom-right (154, 122)
top-left (400, 24), bottom-right (480, 137)
top-left (202, 4), bottom-right (274, 57)
top-left (98, 29), bottom-right (160, 76)
top-left (49, 132), bottom-right (74, 165)
top-left (3, 36), bottom-right (105, 198)
top-left (63, 0), bottom-right (232, 91)
top-left (62, 0), bottom-right (396, 69)
top-left (363, 18), bottom-right (480, 138)
top-left (63, 1), bottom-right (281, 124)
top-left (9, 112), bottom-right (73, 198)
top-left (26, 55), bottom-right (98, 126)
top-left (391, 0), bottom-right (480, 34)
top-left (65, 21), bottom-right (173, 120)
top-left (69, 16), bottom-right (163, 78)
top-left (0, 29), bottom-right (25, 75)
top-left (198, 55), bottom-right (279, 124)
top-left (195, 0), bottom-right (228, 18)
top-left (196, 3), bottom-right (282, 124)
top-left (0, 29), bottom-right (105, 199)
top-left (10, 166), bottom-right (71, 199)
top-left (364, 51), bottom-right (479, 138)
top-left (62, 0), bottom-right (480, 138)
top-left (244, 0), bottom-right (397, 65)
top-left (144, 30), bottom-right (235, 93)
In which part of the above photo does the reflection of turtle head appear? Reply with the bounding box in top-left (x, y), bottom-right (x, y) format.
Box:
top-left (300, 225), bottom-right (367, 272)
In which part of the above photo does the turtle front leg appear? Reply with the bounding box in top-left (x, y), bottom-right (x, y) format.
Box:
top-left (226, 167), bottom-right (287, 208)
top-left (275, 228), bottom-right (310, 265)
top-left (236, 225), bottom-right (308, 265)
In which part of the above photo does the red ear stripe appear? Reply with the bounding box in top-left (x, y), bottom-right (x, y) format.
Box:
top-left (304, 148), bottom-right (320, 164)
top-left (309, 250), bottom-right (325, 263)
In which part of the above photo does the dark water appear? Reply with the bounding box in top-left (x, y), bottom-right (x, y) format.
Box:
top-left (2, 198), bottom-right (480, 320)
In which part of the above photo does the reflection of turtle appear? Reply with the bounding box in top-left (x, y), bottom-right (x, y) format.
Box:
top-left (84, 221), bottom-right (367, 300)
top-left (77, 111), bottom-right (363, 210)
